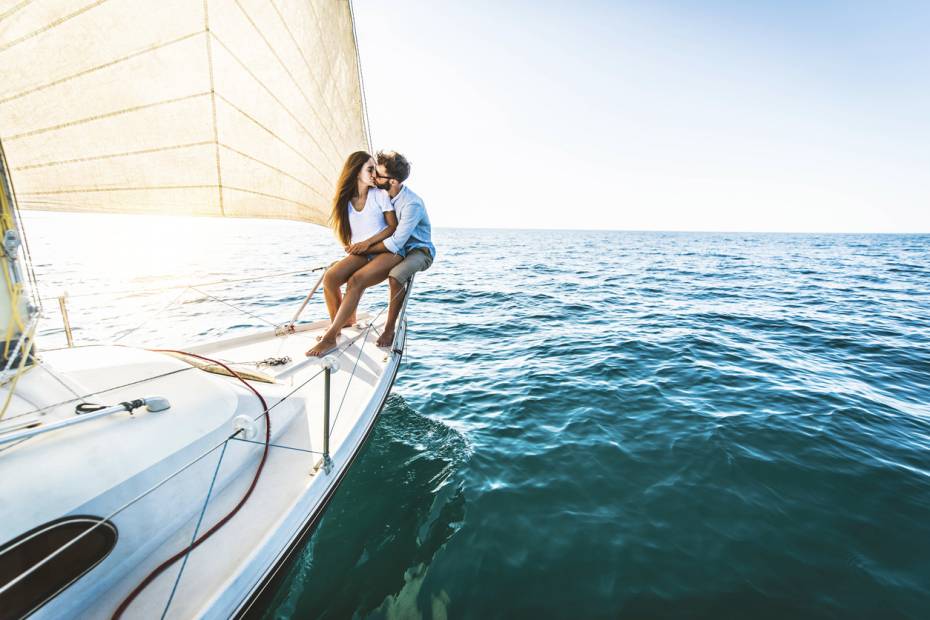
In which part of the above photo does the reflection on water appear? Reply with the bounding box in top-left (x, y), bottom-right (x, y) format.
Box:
top-left (262, 396), bottom-right (470, 620)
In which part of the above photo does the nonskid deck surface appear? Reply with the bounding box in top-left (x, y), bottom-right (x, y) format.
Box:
top-left (0, 312), bottom-right (402, 619)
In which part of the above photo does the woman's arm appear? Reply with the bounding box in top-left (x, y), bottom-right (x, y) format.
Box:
top-left (346, 211), bottom-right (397, 254)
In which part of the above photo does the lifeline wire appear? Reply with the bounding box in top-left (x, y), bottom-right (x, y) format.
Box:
top-left (2, 273), bottom-right (411, 612)
top-left (113, 351), bottom-right (272, 619)
top-left (160, 440), bottom-right (230, 619)
top-left (36, 264), bottom-right (326, 301)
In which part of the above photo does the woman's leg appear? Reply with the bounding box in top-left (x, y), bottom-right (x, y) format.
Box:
top-left (322, 255), bottom-right (368, 325)
top-left (306, 252), bottom-right (403, 356)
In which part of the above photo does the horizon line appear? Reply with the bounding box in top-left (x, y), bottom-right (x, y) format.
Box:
top-left (434, 225), bottom-right (930, 236)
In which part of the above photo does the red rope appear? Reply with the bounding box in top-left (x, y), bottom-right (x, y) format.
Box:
top-left (112, 350), bottom-right (272, 619)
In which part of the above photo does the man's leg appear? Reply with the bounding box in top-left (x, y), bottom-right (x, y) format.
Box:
top-left (322, 255), bottom-right (368, 326)
top-left (376, 249), bottom-right (433, 348)
top-left (376, 276), bottom-right (406, 348)
top-left (306, 252), bottom-right (403, 357)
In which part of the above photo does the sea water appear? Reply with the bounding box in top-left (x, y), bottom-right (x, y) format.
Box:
top-left (23, 214), bottom-right (930, 619)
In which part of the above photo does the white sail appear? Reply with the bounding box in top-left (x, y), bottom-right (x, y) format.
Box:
top-left (0, 0), bottom-right (369, 226)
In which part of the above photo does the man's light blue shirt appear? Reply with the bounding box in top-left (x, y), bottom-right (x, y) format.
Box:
top-left (383, 185), bottom-right (435, 258)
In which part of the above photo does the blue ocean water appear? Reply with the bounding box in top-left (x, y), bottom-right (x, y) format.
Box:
top-left (23, 215), bottom-right (930, 618)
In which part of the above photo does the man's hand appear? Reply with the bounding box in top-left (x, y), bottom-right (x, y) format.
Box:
top-left (347, 241), bottom-right (371, 255)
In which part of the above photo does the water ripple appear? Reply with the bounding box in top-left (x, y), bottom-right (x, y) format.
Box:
top-left (21, 215), bottom-right (930, 619)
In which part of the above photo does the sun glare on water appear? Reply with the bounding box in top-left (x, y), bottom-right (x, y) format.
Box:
top-left (22, 210), bottom-right (333, 348)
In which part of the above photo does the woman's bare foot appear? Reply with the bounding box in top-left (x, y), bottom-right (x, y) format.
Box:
top-left (306, 336), bottom-right (338, 357)
top-left (317, 320), bottom-right (358, 342)
top-left (376, 330), bottom-right (394, 348)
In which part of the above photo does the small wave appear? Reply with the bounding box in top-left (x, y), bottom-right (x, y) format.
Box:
top-left (261, 397), bottom-right (470, 619)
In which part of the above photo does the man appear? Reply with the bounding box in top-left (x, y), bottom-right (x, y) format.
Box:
top-left (305, 150), bottom-right (433, 357)
top-left (360, 150), bottom-right (435, 348)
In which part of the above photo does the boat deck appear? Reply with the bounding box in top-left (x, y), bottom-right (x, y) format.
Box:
top-left (0, 311), bottom-right (405, 619)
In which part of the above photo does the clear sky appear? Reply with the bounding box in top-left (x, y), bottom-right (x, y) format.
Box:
top-left (353, 1), bottom-right (929, 233)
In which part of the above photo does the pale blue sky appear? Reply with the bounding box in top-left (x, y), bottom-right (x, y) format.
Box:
top-left (354, 1), bottom-right (929, 233)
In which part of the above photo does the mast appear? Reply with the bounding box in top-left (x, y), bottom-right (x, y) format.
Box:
top-left (0, 138), bottom-right (37, 370)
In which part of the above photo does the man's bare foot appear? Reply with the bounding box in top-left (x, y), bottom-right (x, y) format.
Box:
top-left (376, 330), bottom-right (395, 348)
top-left (306, 336), bottom-right (337, 357)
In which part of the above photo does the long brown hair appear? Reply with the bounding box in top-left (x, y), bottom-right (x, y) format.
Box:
top-left (330, 151), bottom-right (372, 246)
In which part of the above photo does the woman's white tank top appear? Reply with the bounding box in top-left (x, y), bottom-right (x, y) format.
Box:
top-left (348, 188), bottom-right (393, 243)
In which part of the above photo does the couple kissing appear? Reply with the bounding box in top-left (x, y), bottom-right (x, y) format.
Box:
top-left (306, 150), bottom-right (434, 357)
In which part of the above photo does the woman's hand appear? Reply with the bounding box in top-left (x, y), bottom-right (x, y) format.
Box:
top-left (347, 241), bottom-right (371, 255)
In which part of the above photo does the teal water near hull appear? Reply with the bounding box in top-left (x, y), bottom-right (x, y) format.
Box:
top-left (23, 216), bottom-right (930, 619)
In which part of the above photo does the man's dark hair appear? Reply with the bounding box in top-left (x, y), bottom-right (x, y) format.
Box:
top-left (376, 150), bottom-right (411, 183)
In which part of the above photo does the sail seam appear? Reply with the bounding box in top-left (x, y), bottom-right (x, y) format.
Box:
top-left (222, 186), bottom-right (317, 211)
top-left (232, 0), bottom-right (343, 166)
top-left (0, 0), bottom-right (109, 53)
top-left (204, 0), bottom-right (225, 217)
top-left (268, 0), bottom-right (351, 152)
top-left (0, 31), bottom-right (205, 106)
top-left (2, 92), bottom-right (211, 141)
top-left (18, 185), bottom-right (218, 195)
top-left (209, 32), bottom-right (338, 172)
top-left (0, 0), bottom-right (32, 24)
top-left (305, 0), bottom-right (357, 135)
top-left (13, 142), bottom-right (215, 171)
top-left (16, 200), bottom-right (220, 213)
top-left (20, 186), bottom-right (320, 207)
top-left (217, 143), bottom-right (325, 199)
top-left (213, 92), bottom-right (327, 182)
top-left (16, 199), bottom-right (317, 220)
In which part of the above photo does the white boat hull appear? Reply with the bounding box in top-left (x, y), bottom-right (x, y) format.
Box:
top-left (0, 311), bottom-right (407, 619)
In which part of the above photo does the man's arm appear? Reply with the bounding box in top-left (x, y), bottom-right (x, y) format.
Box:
top-left (382, 201), bottom-right (425, 255)
top-left (364, 240), bottom-right (390, 254)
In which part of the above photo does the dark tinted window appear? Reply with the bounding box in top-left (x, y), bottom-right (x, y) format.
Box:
top-left (0, 516), bottom-right (117, 619)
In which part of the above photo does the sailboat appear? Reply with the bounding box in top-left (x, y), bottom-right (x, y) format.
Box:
top-left (0, 1), bottom-right (408, 617)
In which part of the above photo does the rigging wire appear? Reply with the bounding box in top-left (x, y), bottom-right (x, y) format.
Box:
top-left (0, 290), bottom-right (411, 612)
top-left (35, 264), bottom-right (326, 301)
top-left (189, 286), bottom-right (278, 329)
top-left (0, 434), bottom-right (236, 601)
top-left (160, 440), bottom-right (229, 619)
top-left (2, 263), bottom-right (331, 423)
top-left (0, 244), bottom-right (411, 609)
top-left (0, 365), bottom-right (197, 423)
top-left (112, 351), bottom-right (272, 620)
top-left (111, 287), bottom-right (192, 344)
top-left (0, 319), bottom-right (37, 421)
top-left (330, 279), bottom-right (410, 433)
top-left (348, 0), bottom-right (373, 152)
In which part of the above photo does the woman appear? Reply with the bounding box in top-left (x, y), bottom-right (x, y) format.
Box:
top-left (306, 152), bottom-right (403, 357)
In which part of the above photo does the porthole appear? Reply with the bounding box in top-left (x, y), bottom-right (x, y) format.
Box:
top-left (0, 516), bottom-right (117, 619)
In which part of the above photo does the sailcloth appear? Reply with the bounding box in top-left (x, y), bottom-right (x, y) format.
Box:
top-left (0, 0), bottom-right (369, 226)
